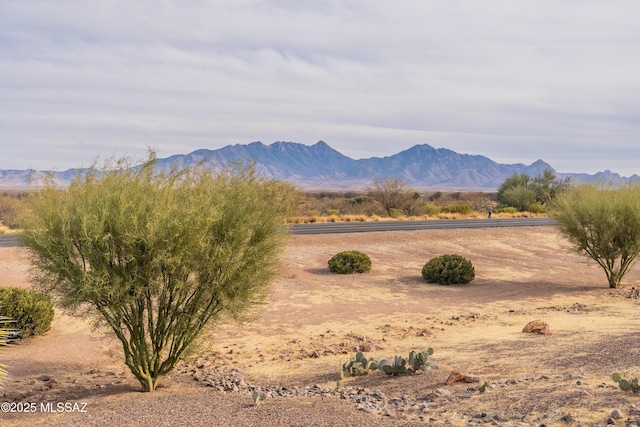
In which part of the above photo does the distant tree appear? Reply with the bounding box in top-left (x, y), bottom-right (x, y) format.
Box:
top-left (550, 182), bottom-right (640, 288)
top-left (533, 169), bottom-right (572, 206)
top-left (20, 154), bottom-right (299, 391)
top-left (367, 177), bottom-right (412, 216)
top-left (498, 185), bottom-right (538, 212)
top-left (497, 169), bottom-right (570, 211)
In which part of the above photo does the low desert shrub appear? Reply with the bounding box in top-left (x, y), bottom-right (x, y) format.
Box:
top-left (0, 287), bottom-right (54, 338)
top-left (388, 208), bottom-right (402, 218)
top-left (328, 250), bottom-right (372, 274)
top-left (0, 194), bottom-right (23, 229)
top-left (496, 206), bottom-right (517, 214)
top-left (439, 204), bottom-right (472, 215)
top-left (422, 254), bottom-right (475, 285)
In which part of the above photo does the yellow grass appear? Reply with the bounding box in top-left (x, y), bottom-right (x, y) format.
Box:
top-left (0, 222), bottom-right (10, 235)
top-left (287, 211), bottom-right (546, 224)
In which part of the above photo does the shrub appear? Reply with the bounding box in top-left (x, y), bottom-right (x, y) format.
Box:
top-left (346, 195), bottom-right (374, 206)
top-left (496, 206), bottom-right (517, 214)
top-left (439, 204), bottom-right (472, 215)
top-left (422, 254), bottom-right (475, 285)
top-left (0, 194), bottom-right (23, 229)
top-left (327, 209), bottom-right (340, 216)
top-left (388, 208), bottom-right (402, 218)
top-left (526, 202), bottom-right (546, 213)
top-left (0, 287), bottom-right (54, 338)
top-left (328, 250), bottom-right (371, 274)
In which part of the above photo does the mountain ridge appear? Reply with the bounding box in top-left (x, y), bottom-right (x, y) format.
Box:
top-left (1, 141), bottom-right (637, 189)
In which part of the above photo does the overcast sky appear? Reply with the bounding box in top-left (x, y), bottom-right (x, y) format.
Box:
top-left (2, 1), bottom-right (639, 175)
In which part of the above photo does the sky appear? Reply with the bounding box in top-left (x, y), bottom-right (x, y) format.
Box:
top-left (1, 1), bottom-right (640, 176)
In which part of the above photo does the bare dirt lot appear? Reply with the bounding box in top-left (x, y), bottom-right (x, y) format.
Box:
top-left (2, 226), bottom-right (640, 426)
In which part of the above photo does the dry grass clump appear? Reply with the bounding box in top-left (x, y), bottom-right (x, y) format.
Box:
top-left (0, 222), bottom-right (10, 235)
top-left (287, 211), bottom-right (545, 224)
top-left (493, 211), bottom-right (547, 218)
top-left (436, 212), bottom-right (482, 220)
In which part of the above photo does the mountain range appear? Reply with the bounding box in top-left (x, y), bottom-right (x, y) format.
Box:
top-left (1, 141), bottom-right (636, 190)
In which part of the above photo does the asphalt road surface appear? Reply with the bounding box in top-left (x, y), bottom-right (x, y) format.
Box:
top-left (289, 217), bottom-right (555, 235)
top-left (0, 218), bottom-right (556, 246)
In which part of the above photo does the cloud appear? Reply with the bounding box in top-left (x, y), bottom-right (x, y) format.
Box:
top-left (1, 0), bottom-right (639, 175)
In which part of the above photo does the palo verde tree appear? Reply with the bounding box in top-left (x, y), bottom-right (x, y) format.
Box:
top-left (20, 154), bottom-right (299, 391)
top-left (497, 169), bottom-right (570, 212)
top-left (550, 182), bottom-right (640, 288)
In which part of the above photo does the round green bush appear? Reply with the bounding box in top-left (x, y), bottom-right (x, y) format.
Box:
top-left (328, 250), bottom-right (371, 274)
top-left (422, 254), bottom-right (475, 285)
top-left (0, 287), bottom-right (54, 338)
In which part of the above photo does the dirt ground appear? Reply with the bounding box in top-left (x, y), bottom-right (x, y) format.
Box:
top-left (2, 226), bottom-right (640, 426)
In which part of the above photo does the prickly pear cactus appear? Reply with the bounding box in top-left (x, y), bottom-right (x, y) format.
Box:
top-left (613, 372), bottom-right (640, 393)
top-left (380, 349), bottom-right (438, 376)
top-left (342, 352), bottom-right (380, 377)
top-left (407, 348), bottom-right (437, 373)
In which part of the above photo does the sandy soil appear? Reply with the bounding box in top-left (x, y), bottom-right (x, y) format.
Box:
top-left (2, 226), bottom-right (640, 426)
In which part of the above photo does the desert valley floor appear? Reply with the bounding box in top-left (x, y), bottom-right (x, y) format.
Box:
top-left (2, 226), bottom-right (640, 426)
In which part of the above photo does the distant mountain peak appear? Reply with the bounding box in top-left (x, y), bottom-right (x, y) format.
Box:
top-left (0, 141), bottom-right (634, 189)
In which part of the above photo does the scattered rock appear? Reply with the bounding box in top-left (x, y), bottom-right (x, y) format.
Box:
top-left (435, 388), bottom-right (451, 397)
top-left (445, 372), bottom-right (465, 385)
top-left (610, 409), bottom-right (623, 419)
top-left (522, 320), bottom-right (552, 335)
top-left (37, 375), bottom-right (51, 382)
top-left (359, 342), bottom-right (375, 352)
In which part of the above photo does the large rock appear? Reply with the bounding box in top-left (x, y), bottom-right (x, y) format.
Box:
top-left (522, 320), bottom-right (552, 335)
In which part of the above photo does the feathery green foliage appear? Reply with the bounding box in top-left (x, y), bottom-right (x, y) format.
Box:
top-left (19, 154), bottom-right (299, 392)
top-left (550, 182), bottom-right (640, 288)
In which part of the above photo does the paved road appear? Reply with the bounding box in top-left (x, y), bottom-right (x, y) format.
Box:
top-left (0, 234), bottom-right (20, 247)
top-left (289, 217), bottom-right (556, 235)
top-left (0, 218), bottom-right (556, 246)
